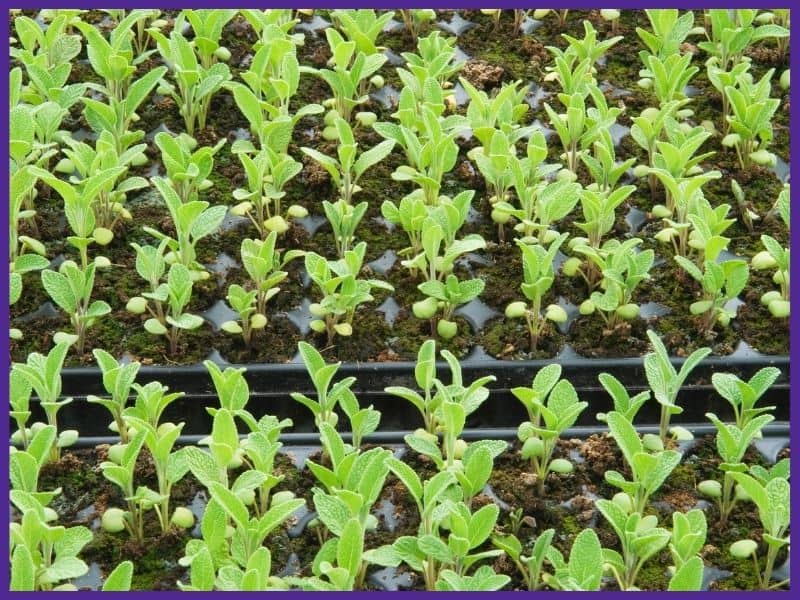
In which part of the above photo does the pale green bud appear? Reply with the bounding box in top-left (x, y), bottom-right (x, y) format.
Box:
top-left (370, 75), bottom-right (384, 88)
top-left (221, 321), bottom-right (243, 334)
top-left (93, 227), bottom-right (114, 246)
top-left (413, 296), bottom-right (439, 320)
top-left (126, 297), bottom-right (147, 314)
top-left (287, 204), bottom-right (308, 219)
top-left (612, 492), bottom-right (634, 513)
top-left (264, 215), bottom-right (289, 234)
top-left (453, 439), bottom-right (467, 460)
top-left (545, 304), bottom-right (568, 323)
top-left (562, 257), bottom-right (583, 277)
top-left (729, 539), bottom-right (758, 559)
top-left (437, 319), bottom-right (458, 339)
top-left (171, 506), bottom-right (195, 529)
top-left (250, 313), bottom-right (268, 329)
top-left (356, 111), bottom-right (377, 127)
top-left (615, 303), bottom-right (640, 321)
top-left (271, 491), bottom-right (296, 507)
top-left (768, 299), bottom-right (790, 318)
top-left (549, 458), bottom-right (574, 474)
top-left (334, 322), bottom-right (353, 336)
top-left (579, 299), bottom-right (595, 315)
top-left (697, 480), bottom-right (722, 498)
top-left (751, 251), bottom-right (777, 270)
top-left (310, 319), bottom-right (326, 333)
top-left (102, 508), bottom-right (127, 533)
top-left (214, 46), bottom-right (231, 61)
top-left (505, 301), bottom-right (527, 319)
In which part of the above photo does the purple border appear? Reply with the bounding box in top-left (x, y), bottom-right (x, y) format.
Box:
top-left (2, 2), bottom-right (794, 597)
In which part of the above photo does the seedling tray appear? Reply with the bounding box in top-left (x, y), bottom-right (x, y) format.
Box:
top-left (48, 353), bottom-right (789, 438)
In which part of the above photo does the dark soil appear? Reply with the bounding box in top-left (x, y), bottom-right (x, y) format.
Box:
top-left (32, 432), bottom-right (789, 591)
top-left (10, 9), bottom-right (790, 367)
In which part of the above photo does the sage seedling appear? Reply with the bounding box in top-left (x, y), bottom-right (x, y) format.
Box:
top-left (513, 364), bottom-right (587, 493)
top-left (505, 234), bottom-right (568, 352)
top-left (41, 261), bottom-right (111, 356)
top-left (86, 349), bottom-right (141, 443)
top-left (699, 412), bottom-right (774, 525)
top-left (727, 471), bottom-right (790, 589)
top-left (596, 499), bottom-right (671, 590)
top-left (305, 242), bottom-right (393, 344)
top-left (644, 329), bottom-right (711, 442)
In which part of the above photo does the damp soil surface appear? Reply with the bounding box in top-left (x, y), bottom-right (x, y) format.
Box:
top-left (29, 432), bottom-right (790, 591)
top-left (10, 9), bottom-right (790, 367)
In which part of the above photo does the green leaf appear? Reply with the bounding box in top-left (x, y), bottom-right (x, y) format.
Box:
top-left (568, 528), bottom-right (602, 590)
top-left (668, 555), bottom-right (703, 591)
top-left (102, 560), bottom-right (134, 591)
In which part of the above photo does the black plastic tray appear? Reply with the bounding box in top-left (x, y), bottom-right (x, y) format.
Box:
top-left (39, 353), bottom-right (789, 437)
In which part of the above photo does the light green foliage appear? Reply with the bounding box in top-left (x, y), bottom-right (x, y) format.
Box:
top-left (144, 177), bottom-right (227, 279)
top-left (669, 509), bottom-right (707, 570)
top-left (752, 184), bottom-right (789, 318)
top-left (11, 13), bottom-right (86, 110)
top-left (712, 367), bottom-right (780, 429)
top-left (155, 132), bottom-right (225, 203)
top-left (232, 146), bottom-right (305, 238)
top-left (571, 238), bottom-right (654, 329)
top-left (176, 10), bottom-right (238, 67)
top-left (707, 57), bottom-right (751, 132)
top-left (323, 200), bottom-right (368, 258)
top-left (605, 410), bottom-right (682, 512)
top-left (10, 425), bottom-right (60, 507)
top-left (542, 528), bottom-right (603, 590)
top-left (291, 342), bottom-right (356, 430)
top-left (240, 233), bottom-right (301, 316)
top-left (384, 339), bottom-right (438, 431)
top-left (403, 349), bottom-right (497, 470)
top-left (60, 130), bottom-right (148, 233)
top-left (300, 27), bottom-right (386, 121)
top-left (399, 9), bottom-right (437, 44)
top-left (75, 13), bottom-right (155, 103)
top-left (699, 9), bottom-right (789, 72)
top-left (137, 262), bottom-right (205, 355)
top-left (462, 79), bottom-right (531, 148)
top-left (596, 372), bottom-right (650, 423)
top-left (221, 285), bottom-right (265, 347)
top-left (179, 467), bottom-right (304, 591)
top-left (304, 242), bottom-right (393, 345)
top-left (331, 9), bottom-right (394, 56)
top-left (644, 329), bottom-right (711, 442)
top-left (596, 499), bottom-right (671, 590)
top-left (674, 254), bottom-right (749, 333)
top-left (492, 528), bottom-right (554, 590)
top-left (99, 429), bottom-right (150, 541)
top-left (400, 191), bottom-right (484, 281)
top-left (637, 10), bottom-right (697, 61)
top-left (513, 364), bottom-right (587, 494)
top-left (403, 31), bottom-right (463, 86)
top-left (83, 64), bottom-right (167, 155)
top-left (643, 53), bottom-right (698, 109)
top-left (581, 131), bottom-right (636, 195)
top-left (366, 480), bottom-right (504, 591)
top-left (702, 412), bottom-right (775, 526)
top-left (87, 349), bottom-right (141, 443)
top-left (11, 340), bottom-right (76, 462)
top-left (723, 69), bottom-right (781, 170)
top-left (302, 117), bottom-right (395, 206)
top-left (10, 491), bottom-right (91, 591)
top-left (728, 471), bottom-right (790, 589)
top-left (30, 166), bottom-right (125, 267)
top-left (241, 9), bottom-right (303, 50)
top-left (102, 561), bottom-right (134, 592)
top-left (493, 135), bottom-right (574, 244)
top-left (417, 274), bottom-right (484, 340)
top-left (505, 234), bottom-right (568, 352)
top-left (375, 104), bottom-right (465, 205)
top-left (149, 27), bottom-right (232, 135)
top-left (668, 556), bottom-right (705, 591)
top-left (41, 261), bottom-right (111, 356)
